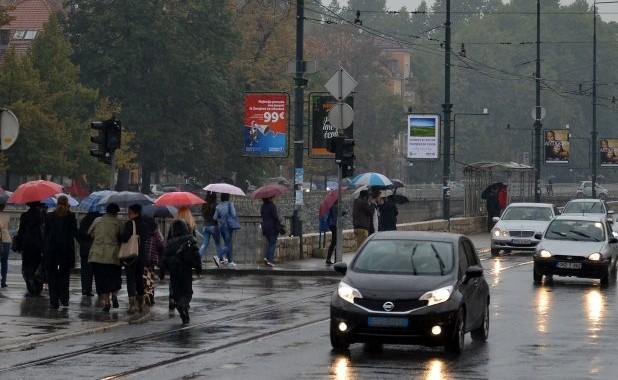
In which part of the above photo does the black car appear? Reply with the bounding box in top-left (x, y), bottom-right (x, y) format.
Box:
top-left (330, 231), bottom-right (490, 354)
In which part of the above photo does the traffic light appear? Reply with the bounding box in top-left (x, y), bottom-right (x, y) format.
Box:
top-left (90, 121), bottom-right (106, 160)
top-left (89, 118), bottom-right (122, 165)
top-left (327, 136), bottom-right (355, 178)
top-left (106, 119), bottom-right (122, 151)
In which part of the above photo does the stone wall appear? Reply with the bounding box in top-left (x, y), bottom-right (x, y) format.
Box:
top-left (273, 216), bottom-right (486, 263)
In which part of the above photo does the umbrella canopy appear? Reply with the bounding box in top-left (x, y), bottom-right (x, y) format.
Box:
top-left (143, 205), bottom-right (178, 219)
top-left (250, 184), bottom-right (288, 199)
top-left (78, 190), bottom-right (116, 213)
top-left (97, 191), bottom-right (154, 208)
top-left (8, 180), bottom-right (63, 204)
top-left (389, 179), bottom-right (405, 189)
top-left (0, 190), bottom-right (9, 205)
top-left (155, 191), bottom-right (205, 207)
top-left (203, 183), bottom-right (246, 196)
top-left (43, 193), bottom-right (79, 208)
top-left (350, 173), bottom-right (393, 188)
top-left (319, 188), bottom-right (347, 218)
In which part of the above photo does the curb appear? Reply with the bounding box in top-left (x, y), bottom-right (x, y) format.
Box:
top-left (203, 268), bottom-right (340, 277)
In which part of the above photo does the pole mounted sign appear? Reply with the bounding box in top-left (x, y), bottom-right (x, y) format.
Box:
top-left (242, 93), bottom-right (289, 157)
top-left (309, 94), bottom-right (353, 158)
top-left (0, 109), bottom-right (19, 150)
top-left (325, 67), bottom-right (357, 131)
top-left (407, 114), bottom-right (440, 160)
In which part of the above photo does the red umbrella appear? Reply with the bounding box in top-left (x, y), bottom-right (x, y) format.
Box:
top-left (154, 191), bottom-right (205, 207)
top-left (319, 188), bottom-right (346, 217)
top-left (250, 184), bottom-right (288, 199)
top-left (8, 180), bottom-right (63, 204)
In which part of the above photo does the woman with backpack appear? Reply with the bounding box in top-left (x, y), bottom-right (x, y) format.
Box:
top-left (213, 193), bottom-right (239, 267)
top-left (160, 220), bottom-right (202, 324)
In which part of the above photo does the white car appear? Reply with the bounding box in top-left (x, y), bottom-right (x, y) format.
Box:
top-left (576, 181), bottom-right (609, 199)
top-left (562, 199), bottom-right (610, 217)
top-left (491, 203), bottom-right (557, 256)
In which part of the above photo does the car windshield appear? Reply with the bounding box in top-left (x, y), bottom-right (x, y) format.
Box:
top-left (545, 220), bottom-right (605, 242)
top-left (563, 202), bottom-right (604, 214)
top-left (353, 240), bottom-right (454, 275)
top-left (502, 207), bottom-right (553, 221)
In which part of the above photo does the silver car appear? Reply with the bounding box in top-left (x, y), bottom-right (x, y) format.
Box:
top-left (533, 215), bottom-right (618, 287)
top-left (491, 203), bottom-right (556, 256)
top-left (562, 198), bottom-right (611, 217)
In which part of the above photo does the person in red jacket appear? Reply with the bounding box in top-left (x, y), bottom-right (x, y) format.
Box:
top-left (497, 184), bottom-right (508, 211)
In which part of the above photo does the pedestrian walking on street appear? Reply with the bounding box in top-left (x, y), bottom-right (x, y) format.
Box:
top-left (78, 210), bottom-right (101, 296)
top-left (88, 203), bottom-right (123, 312)
top-left (369, 189), bottom-right (381, 235)
top-left (200, 193), bottom-right (221, 266)
top-left (142, 218), bottom-right (164, 306)
top-left (120, 204), bottom-right (151, 314)
top-left (177, 206), bottom-right (196, 235)
top-left (160, 220), bottom-right (202, 324)
top-left (214, 193), bottom-right (239, 267)
top-left (325, 201), bottom-right (339, 265)
top-left (44, 196), bottom-right (78, 309)
top-left (482, 184), bottom-right (501, 232)
top-left (14, 202), bottom-right (45, 295)
top-left (352, 190), bottom-right (372, 250)
top-left (0, 203), bottom-right (11, 288)
top-left (379, 195), bottom-right (398, 231)
top-left (260, 196), bottom-right (283, 267)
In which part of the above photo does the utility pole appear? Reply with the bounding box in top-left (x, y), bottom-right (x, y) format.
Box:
top-left (442, 0), bottom-right (452, 221)
top-left (534, 0), bottom-right (542, 203)
top-left (592, 1), bottom-right (598, 198)
top-left (293, 0), bottom-right (306, 256)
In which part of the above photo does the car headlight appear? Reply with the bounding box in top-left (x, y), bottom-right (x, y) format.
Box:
top-left (539, 249), bottom-right (552, 258)
top-left (338, 282), bottom-right (362, 304)
top-left (419, 286), bottom-right (453, 306)
top-left (492, 228), bottom-right (508, 238)
top-left (588, 253), bottom-right (602, 261)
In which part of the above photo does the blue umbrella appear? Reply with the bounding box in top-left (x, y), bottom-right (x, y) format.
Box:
top-left (79, 190), bottom-right (116, 213)
top-left (43, 193), bottom-right (79, 208)
top-left (350, 172), bottom-right (393, 188)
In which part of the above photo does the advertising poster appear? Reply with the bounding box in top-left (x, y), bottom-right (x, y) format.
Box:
top-left (600, 138), bottom-right (618, 167)
top-left (309, 94), bottom-right (353, 158)
top-left (407, 115), bottom-right (440, 159)
top-left (243, 93), bottom-right (288, 157)
top-left (544, 129), bottom-right (570, 164)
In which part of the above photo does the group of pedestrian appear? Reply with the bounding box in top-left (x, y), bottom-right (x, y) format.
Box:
top-left (199, 192), bottom-right (238, 268)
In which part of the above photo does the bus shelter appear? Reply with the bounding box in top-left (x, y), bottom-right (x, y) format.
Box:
top-left (464, 161), bottom-right (535, 217)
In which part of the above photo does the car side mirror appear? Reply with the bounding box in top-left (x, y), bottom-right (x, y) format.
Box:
top-left (464, 265), bottom-right (483, 283)
top-left (492, 217), bottom-right (500, 223)
top-left (534, 233), bottom-right (543, 240)
top-left (607, 217), bottom-right (614, 224)
top-left (609, 210), bottom-right (615, 215)
top-left (333, 262), bottom-right (347, 275)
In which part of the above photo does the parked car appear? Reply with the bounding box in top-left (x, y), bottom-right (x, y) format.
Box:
top-left (562, 198), bottom-right (611, 217)
top-left (330, 231), bottom-right (490, 354)
top-left (533, 215), bottom-right (618, 287)
top-left (491, 203), bottom-right (557, 256)
top-left (576, 181), bottom-right (608, 199)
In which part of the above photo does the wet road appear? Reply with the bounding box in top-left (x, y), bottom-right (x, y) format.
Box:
top-left (2, 248), bottom-right (618, 379)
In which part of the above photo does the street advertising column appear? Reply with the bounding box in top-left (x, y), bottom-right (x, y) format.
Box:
top-left (600, 138), bottom-right (618, 167)
top-left (544, 129), bottom-right (570, 164)
top-left (309, 93), bottom-right (353, 158)
top-left (407, 114), bottom-right (440, 159)
top-left (242, 93), bottom-right (289, 157)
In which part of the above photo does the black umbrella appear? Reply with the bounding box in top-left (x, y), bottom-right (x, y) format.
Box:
top-left (142, 205), bottom-right (178, 219)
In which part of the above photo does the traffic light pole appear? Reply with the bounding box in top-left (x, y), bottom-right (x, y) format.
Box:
top-left (292, 0), bottom-right (305, 257)
top-left (534, 0), bottom-right (543, 202)
top-left (442, 0), bottom-right (452, 221)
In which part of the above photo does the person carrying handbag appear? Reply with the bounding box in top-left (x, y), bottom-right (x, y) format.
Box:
top-left (213, 193), bottom-right (240, 267)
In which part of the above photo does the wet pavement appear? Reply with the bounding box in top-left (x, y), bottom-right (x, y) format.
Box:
top-left (3, 233), bottom-right (618, 379)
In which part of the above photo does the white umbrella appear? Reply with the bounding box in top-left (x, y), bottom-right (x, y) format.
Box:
top-left (203, 183), bottom-right (246, 196)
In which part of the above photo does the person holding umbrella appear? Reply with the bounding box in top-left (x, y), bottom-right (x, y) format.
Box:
top-left (14, 202), bottom-right (46, 296)
top-left (200, 192), bottom-right (221, 266)
top-left (0, 203), bottom-right (11, 288)
top-left (260, 196), bottom-right (283, 267)
top-left (325, 200), bottom-right (341, 265)
top-left (44, 196), bottom-right (78, 309)
top-left (213, 193), bottom-right (239, 267)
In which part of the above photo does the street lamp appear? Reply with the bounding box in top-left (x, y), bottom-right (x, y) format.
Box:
top-left (452, 109), bottom-right (490, 173)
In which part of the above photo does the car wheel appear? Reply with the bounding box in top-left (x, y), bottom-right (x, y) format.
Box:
top-left (533, 268), bottom-right (543, 285)
top-left (600, 264), bottom-right (612, 288)
top-left (491, 248), bottom-right (500, 257)
top-left (330, 320), bottom-right (349, 351)
top-left (445, 309), bottom-right (465, 354)
top-left (471, 301), bottom-right (489, 342)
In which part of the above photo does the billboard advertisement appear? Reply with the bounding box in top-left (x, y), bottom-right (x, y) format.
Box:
top-left (544, 129), bottom-right (570, 164)
top-left (407, 114), bottom-right (440, 159)
top-left (600, 138), bottom-right (618, 167)
top-left (243, 93), bottom-right (288, 157)
top-left (309, 93), bottom-right (353, 158)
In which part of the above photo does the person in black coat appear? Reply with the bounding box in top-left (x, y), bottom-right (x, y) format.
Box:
top-left (78, 211), bottom-right (101, 296)
top-left (44, 196), bottom-right (78, 309)
top-left (379, 195), bottom-right (399, 231)
top-left (260, 197), bottom-right (282, 267)
top-left (160, 220), bottom-right (202, 324)
top-left (14, 202), bottom-right (45, 296)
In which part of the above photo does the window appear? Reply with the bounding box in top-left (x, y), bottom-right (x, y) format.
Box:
top-left (24, 31), bottom-right (37, 40)
top-left (0, 30), bottom-right (9, 45)
top-left (13, 30), bottom-right (25, 40)
top-left (545, 220), bottom-right (605, 242)
top-left (463, 240), bottom-right (479, 267)
top-left (563, 201), bottom-right (605, 214)
top-left (502, 206), bottom-right (553, 221)
top-left (458, 245), bottom-right (469, 279)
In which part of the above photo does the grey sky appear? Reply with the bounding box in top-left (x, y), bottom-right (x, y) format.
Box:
top-left (384, 0), bottom-right (618, 21)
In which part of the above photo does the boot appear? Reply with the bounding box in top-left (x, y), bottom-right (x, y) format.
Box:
top-left (136, 295), bottom-right (145, 313)
top-left (127, 297), bottom-right (137, 315)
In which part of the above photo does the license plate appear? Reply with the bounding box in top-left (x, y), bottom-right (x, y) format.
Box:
top-left (557, 262), bottom-right (582, 270)
top-left (367, 317), bottom-right (409, 328)
top-left (512, 239), bottom-right (531, 245)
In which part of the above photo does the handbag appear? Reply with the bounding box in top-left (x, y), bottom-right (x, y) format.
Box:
top-left (119, 221), bottom-right (139, 263)
top-left (226, 203), bottom-right (241, 231)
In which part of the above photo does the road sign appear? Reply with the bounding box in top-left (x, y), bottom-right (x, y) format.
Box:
top-left (328, 103), bottom-right (354, 130)
top-left (0, 109), bottom-right (19, 150)
top-left (325, 67), bottom-right (358, 100)
top-left (531, 106), bottom-right (546, 121)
